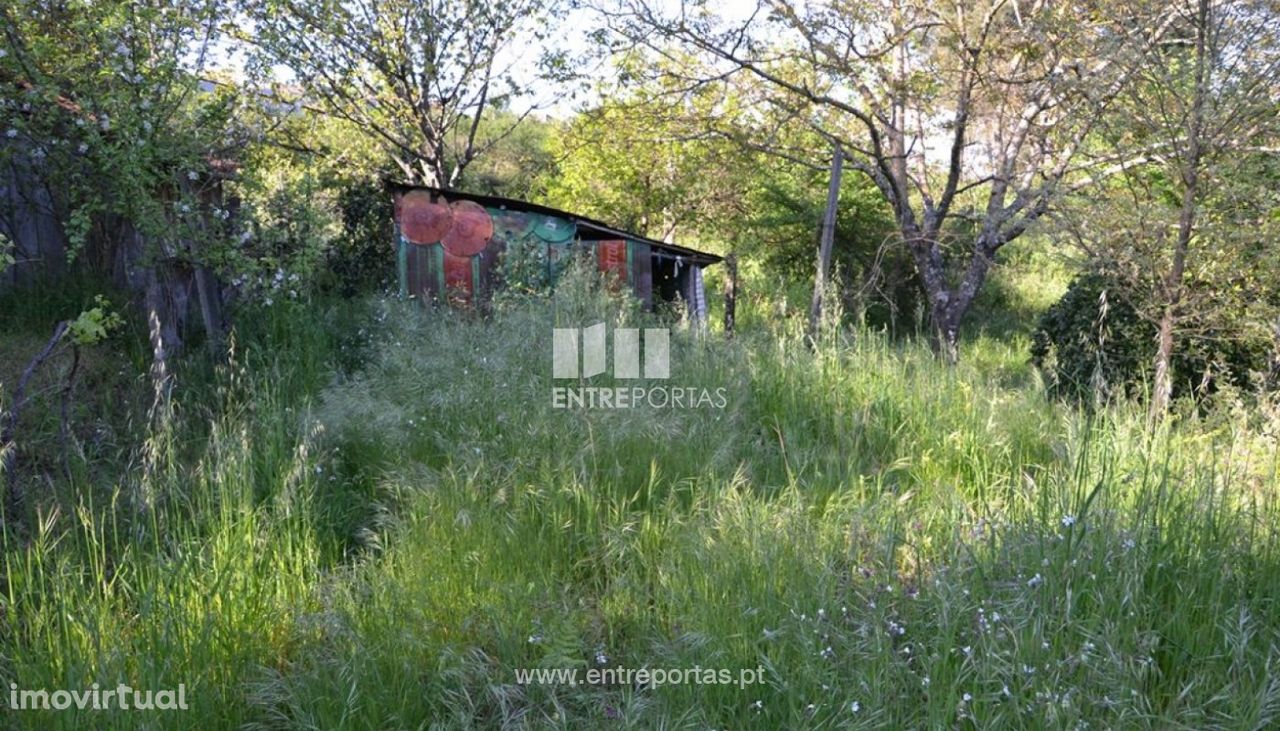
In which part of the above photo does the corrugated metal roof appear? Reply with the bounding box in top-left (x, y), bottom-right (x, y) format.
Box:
top-left (386, 182), bottom-right (723, 267)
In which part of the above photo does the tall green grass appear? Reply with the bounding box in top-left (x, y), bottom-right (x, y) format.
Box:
top-left (2, 273), bottom-right (1279, 729)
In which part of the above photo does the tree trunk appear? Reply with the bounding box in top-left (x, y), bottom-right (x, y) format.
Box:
top-left (1149, 180), bottom-right (1196, 420)
top-left (1149, 0), bottom-right (1208, 423)
top-left (911, 233), bottom-right (996, 366)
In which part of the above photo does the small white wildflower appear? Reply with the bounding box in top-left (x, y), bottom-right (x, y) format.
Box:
top-left (962, 692), bottom-right (972, 703)
top-left (820, 646), bottom-right (835, 660)
top-left (187, 170), bottom-right (199, 181)
top-left (962, 645), bottom-right (973, 656)
top-left (178, 203), bottom-right (190, 213)
top-left (1028, 573), bottom-right (1043, 588)
top-left (263, 297), bottom-right (273, 306)
top-left (0, 48), bottom-right (7, 59)
top-left (752, 700), bottom-right (763, 712)
top-left (527, 634), bottom-right (542, 644)
top-left (77, 142), bottom-right (89, 154)
top-left (1122, 538), bottom-right (1136, 551)
top-left (595, 652), bottom-right (608, 665)
top-left (850, 701), bottom-right (861, 713)
top-left (4, 129), bottom-right (16, 139)
top-left (1061, 515), bottom-right (1077, 528)
top-left (922, 676), bottom-right (931, 687)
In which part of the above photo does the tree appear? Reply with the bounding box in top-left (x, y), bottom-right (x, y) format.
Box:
top-left (541, 69), bottom-right (752, 242)
top-left (1113, 0), bottom-right (1280, 418)
top-left (600, 0), bottom-right (1175, 361)
top-left (1041, 0), bottom-right (1280, 415)
top-left (2, 0), bottom-right (248, 370)
top-left (545, 57), bottom-right (904, 327)
top-left (250, 0), bottom-right (577, 187)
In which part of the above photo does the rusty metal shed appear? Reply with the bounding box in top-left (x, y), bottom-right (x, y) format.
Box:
top-left (390, 184), bottom-right (721, 313)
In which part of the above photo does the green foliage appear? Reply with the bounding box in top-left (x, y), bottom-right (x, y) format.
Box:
top-left (541, 88), bottom-right (743, 240)
top-left (542, 63), bottom-right (904, 330)
top-left (327, 178), bottom-right (393, 294)
top-left (1031, 271), bottom-right (1155, 402)
top-left (0, 0), bottom-right (246, 256)
top-left (744, 166), bottom-right (906, 330)
top-left (460, 111), bottom-right (561, 199)
top-left (1032, 270), bottom-right (1278, 403)
top-left (229, 115), bottom-right (395, 301)
top-left (67, 295), bottom-right (123, 345)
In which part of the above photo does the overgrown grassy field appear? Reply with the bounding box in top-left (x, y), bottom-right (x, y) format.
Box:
top-left (3, 272), bottom-right (1279, 729)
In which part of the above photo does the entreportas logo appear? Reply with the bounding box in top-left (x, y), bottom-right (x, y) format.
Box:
top-left (551, 323), bottom-right (726, 409)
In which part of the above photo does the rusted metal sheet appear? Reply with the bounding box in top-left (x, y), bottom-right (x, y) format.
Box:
top-left (390, 186), bottom-right (718, 309)
top-left (597, 239), bottom-right (627, 282)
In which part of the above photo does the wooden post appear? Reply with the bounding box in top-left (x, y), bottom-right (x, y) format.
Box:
top-left (809, 143), bottom-right (843, 339)
top-left (723, 251), bottom-right (738, 335)
top-left (193, 265), bottom-right (225, 353)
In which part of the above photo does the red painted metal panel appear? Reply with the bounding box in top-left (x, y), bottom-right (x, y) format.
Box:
top-left (443, 251), bottom-right (474, 302)
top-left (597, 239), bottom-right (627, 288)
top-left (398, 190), bottom-right (453, 245)
top-left (441, 200), bottom-right (493, 257)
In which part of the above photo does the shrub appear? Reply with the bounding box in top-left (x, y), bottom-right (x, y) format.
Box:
top-left (1031, 270), bottom-right (1277, 403)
